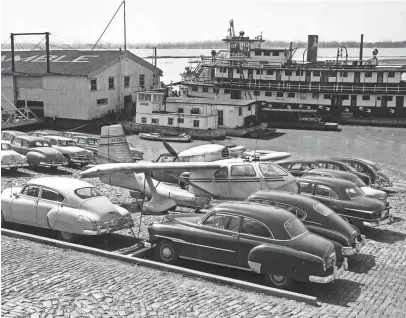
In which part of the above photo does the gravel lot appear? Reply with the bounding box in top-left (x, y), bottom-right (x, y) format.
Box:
top-left (2, 126), bottom-right (406, 317)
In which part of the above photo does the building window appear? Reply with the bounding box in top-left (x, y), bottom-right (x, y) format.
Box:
top-left (388, 72), bottom-right (395, 78)
top-left (236, 68), bottom-right (240, 74)
top-left (96, 98), bottom-right (108, 105)
top-left (178, 108), bottom-right (184, 113)
top-left (239, 107), bottom-right (242, 116)
top-left (151, 118), bottom-right (159, 124)
top-left (264, 51), bottom-right (271, 56)
top-left (255, 51), bottom-right (261, 56)
top-left (191, 108), bottom-right (200, 114)
top-left (295, 70), bottom-right (302, 76)
top-left (193, 120), bottom-right (200, 128)
top-left (192, 86), bottom-right (198, 92)
top-left (248, 105), bottom-right (251, 111)
top-left (313, 71), bottom-right (320, 77)
top-left (285, 70), bottom-right (292, 76)
top-left (139, 74), bottom-right (145, 87)
top-left (254, 91), bottom-right (260, 96)
top-left (168, 118), bottom-right (174, 125)
top-left (324, 94), bottom-right (331, 99)
top-left (387, 96), bottom-right (393, 101)
top-left (265, 91), bottom-right (273, 97)
top-left (141, 117), bottom-right (147, 123)
top-left (365, 72), bottom-right (372, 78)
top-left (203, 87), bottom-right (209, 92)
top-left (288, 92), bottom-right (295, 98)
top-left (90, 79), bottom-right (97, 91)
top-left (108, 77), bottom-right (115, 90)
top-left (224, 89), bottom-right (230, 94)
top-left (342, 95), bottom-right (349, 100)
top-left (342, 71), bottom-right (348, 77)
top-left (329, 71), bottom-right (337, 77)
top-left (272, 52), bottom-right (279, 56)
top-left (362, 95), bottom-right (370, 101)
top-left (256, 70), bottom-right (262, 75)
top-left (124, 76), bottom-right (130, 88)
top-left (266, 70), bottom-right (273, 75)
top-left (276, 92), bottom-right (284, 98)
top-left (178, 118), bottom-right (184, 123)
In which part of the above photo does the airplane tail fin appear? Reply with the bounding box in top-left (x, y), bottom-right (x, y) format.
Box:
top-left (97, 124), bottom-right (134, 164)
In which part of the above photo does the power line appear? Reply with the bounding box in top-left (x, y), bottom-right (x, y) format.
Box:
top-left (1, 36), bottom-right (11, 48)
top-left (52, 33), bottom-right (107, 50)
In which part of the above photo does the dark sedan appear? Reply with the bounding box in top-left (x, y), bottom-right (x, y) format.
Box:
top-left (245, 190), bottom-right (364, 258)
top-left (297, 176), bottom-right (393, 228)
top-left (148, 202), bottom-right (345, 289)
top-left (315, 159), bottom-right (371, 185)
top-left (330, 157), bottom-right (392, 188)
top-left (276, 160), bottom-right (318, 177)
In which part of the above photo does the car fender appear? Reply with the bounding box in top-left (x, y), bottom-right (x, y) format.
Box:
top-left (248, 244), bottom-right (325, 281)
top-left (26, 151), bottom-right (46, 163)
top-left (1, 188), bottom-right (15, 221)
top-left (113, 204), bottom-right (131, 217)
top-left (306, 224), bottom-right (350, 247)
top-left (51, 205), bottom-right (84, 234)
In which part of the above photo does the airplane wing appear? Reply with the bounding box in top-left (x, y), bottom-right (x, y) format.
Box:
top-left (80, 162), bottom-right (222, 177)
top-left (244, 151), bottom-right (291, 162)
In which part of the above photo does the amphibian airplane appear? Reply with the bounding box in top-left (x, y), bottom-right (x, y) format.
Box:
top-left (80, 124), bottom-right (298, 214)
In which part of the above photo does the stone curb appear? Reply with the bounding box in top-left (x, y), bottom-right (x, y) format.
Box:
top-left (1, 228), bottom-right (320, 306)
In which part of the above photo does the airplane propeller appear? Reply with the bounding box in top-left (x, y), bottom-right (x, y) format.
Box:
top-left (163, 141), bottom-right (179, 159)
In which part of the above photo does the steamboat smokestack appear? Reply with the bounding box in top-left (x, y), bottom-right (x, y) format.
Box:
top-left (359, 34), bottom-right (364, 65)
top-left (307, 35), bottom-right (319, 63)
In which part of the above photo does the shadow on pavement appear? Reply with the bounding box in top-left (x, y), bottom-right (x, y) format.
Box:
top-left (362, 226), bottom-right (406, 244)
top-left (33, 167), bottom-right (73, 175)
top-left (347, 253), bottom-right (376, 274)
top-left (1, 169), bottom-right (33, 178)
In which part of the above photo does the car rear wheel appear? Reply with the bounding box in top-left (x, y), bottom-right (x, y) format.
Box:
top-left (155, 240), bottom-right (178, 264)
top-left (57, 231), bottom-right (77, 243)
top-left (264, 273), bottom-right (294, 289)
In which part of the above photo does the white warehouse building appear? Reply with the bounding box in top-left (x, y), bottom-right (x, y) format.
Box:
top-left (1, 50), bottom-right (162, 121)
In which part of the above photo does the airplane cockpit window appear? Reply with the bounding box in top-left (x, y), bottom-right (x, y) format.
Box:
top-left (231, 164), bottom-right (256, 177)
top-left (259, 163), bottom-right (287, 177)
top-left (214, 167), bottom-right (228, 179)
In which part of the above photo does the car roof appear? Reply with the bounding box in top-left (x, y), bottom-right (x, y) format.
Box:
top-left (278, 159), bottom-right (317, 165)
top-left (2, 130), bottom-right (27, 136)
top-left (16, 135), bottom-right (50, 142)
top-left (299, 176), bottom-right (356, 188)
top-left (315, 159), bottom-right (345, 165)
top-left (28, 177), bottom-right (94, 193)
top-left (73, 135), bottom-right (100, 140)
top-left (45, 135), bottom-right (73, 141)
top-left (212, 201), bottom-right (295, 225)
top-left (247, 190), bottom-right (319, 209)
top-left (305, 169), bottom-right (359, 179)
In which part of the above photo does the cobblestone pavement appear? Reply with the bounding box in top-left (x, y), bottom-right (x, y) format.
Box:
top-left (2, 127), bottom-right (406, 317)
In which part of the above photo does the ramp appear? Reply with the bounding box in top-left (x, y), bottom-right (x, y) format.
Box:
top-left (1, 94), bottom-right (42, 129)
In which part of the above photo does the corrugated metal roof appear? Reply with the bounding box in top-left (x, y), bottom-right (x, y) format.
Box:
top-left (1, 50), bottom-right (162, 76)
top-left (166, 97), bottom-right (257, 106)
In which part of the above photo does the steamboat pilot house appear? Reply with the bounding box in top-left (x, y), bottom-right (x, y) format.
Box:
top-left (181, 20), bottom-right (406, 118)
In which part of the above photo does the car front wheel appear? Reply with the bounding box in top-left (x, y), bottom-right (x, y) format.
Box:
top-left (264, 273), bottom-right (294, 289)
top-left (155, 240), bottom-right (178, 264)
top-left (57, 231), bottom-right (77, 243)
top-left (28, 161), bottom-right (37, 170)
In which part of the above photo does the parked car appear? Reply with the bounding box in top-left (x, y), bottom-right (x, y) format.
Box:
top-left (1, 140), bottom-right (29, 171)
top-left (28, 130), bottom-right (63, 137)
top-left (1, 130), bottom-right (27, 143)
top-left (245, 190), bottom-right (365, 258)
top-left (302, 169), bottom-right (388, 205)
top-left (44, 135), bottom-right (95, 167)
top-left (148, 202), bottom-right (345, 289)
top-left (10, 136), bottom-right (65, 170)
top-left (1, 177), bottom-right (134, 242)
top-left (61, 131), bottom-right (89, 139)
top-left (297, 176), bottom-right (393, 228)
top-left (72, 135), bottom-right (100, 154)
top-left (314, 159), bottom-right (371, 185)
top-left (277, 160), bottom-right (319, 177)
top-left (127, 141), bottom-right (144, 161)
top-left (330, 157), bottom-right (392, 188)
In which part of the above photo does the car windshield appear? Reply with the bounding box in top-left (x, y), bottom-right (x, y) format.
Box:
top-left (284, 218), bottom-right (308, 239)
top-left (87, 139), bottom-right (99, 145)
top-left (313, 202), bottom-right (334, 216)
top-left (35, 141), bottom-right (51, 147)
top-left (58, 140), bottom-right (77, 146)
top-left (128, 142), bottom-right (134, 148)
top-left (74, 187), bottom-right (103, 199)
top-left (1, 143), bottom-right (11, 150)
top-left (345, 187), bottom-right (365, 199)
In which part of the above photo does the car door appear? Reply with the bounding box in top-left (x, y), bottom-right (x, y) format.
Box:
top-left (298, 180), bottom-right (315, 197)
top-left (229, 164), bottom-right (259, 199)
top-left (197, 212), bottom-right (240, 266)
top-left (11, 138), bottom-right (24, 154)
top-left (36, 187), bottom-right (64, 228)
top-left (212, 167), bottom-right (230, 198)
top-left (237, 217), bottom-right (274, 269)
top-left (11, 185), bottom-right (40, 224)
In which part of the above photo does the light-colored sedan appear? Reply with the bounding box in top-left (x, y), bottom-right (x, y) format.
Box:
top-left (1, 177), bottom-right (134, 242)
top-left (1, 140), bottom-right (29, 171)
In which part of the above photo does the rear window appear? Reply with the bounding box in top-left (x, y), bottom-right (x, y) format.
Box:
top-left (313, 202), bottom-right (334, 216)
top-left (345, 187), bottom-right (365, 199)
top-left (1, 143), bottom-right (11, 150)
top-left (35, 141), bottom-right (51, 147)
top-left (74, 187), bottom-right (103, 199)
top-left (284, 218), bottom-right (308, 239)
top-left (87, 139), bottom-right (99, 145)
top-left (259, 163), bottom-right (287, 177)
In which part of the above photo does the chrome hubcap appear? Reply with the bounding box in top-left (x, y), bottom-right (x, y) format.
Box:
top-left (161, 246), bottom-right (173, 259)
top-left (60, 231), bottom-right (74, 240)
top-left (270, 274), bottom-right (287, 285)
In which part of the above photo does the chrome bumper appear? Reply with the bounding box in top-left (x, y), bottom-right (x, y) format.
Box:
top-left (83, 218), bottom-right (134, 235)
top-left (363, 214), bottom-right (393, 228)
top-left (39, 161), bottom-right (64, 167)
top-left (342, 235), bottom-right (366, 255)
top-left (1, 162), bottom-right (29, 168)
top-left (70, 158), bottom-right (92, 164)
top-left (309, 264), bottom-right (345, 283)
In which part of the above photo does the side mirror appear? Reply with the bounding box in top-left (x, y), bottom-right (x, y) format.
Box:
top-left (12, 192), bottom-right (19, 198)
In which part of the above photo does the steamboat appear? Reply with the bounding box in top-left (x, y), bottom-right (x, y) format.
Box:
top-left (179, 20), bottom-right (406, 127)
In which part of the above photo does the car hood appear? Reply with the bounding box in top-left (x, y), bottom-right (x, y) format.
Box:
top-left (164, 213), bottom-right (202, 226)
top-left (291, 232), bottom-right (335, 260)
top-left (79, 196), bottom-right (128, 222)
top-left (361, 186), bottom-right (387, 200)
top-left (31, 147), bottom-right (63, 157)
top-left (1, 150), bottom-right (27, 161)
top-left (55, 146), bottom-right (90, 154)
top-left (325, 212), bottom-right (357, 241)
top-left (347, 196), bottom-right (386, 212)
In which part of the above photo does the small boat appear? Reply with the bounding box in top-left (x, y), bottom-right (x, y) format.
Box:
top-left (244, 128), bottom-right (277, 139)
top-left (139, 133), bottom-right (192, 142)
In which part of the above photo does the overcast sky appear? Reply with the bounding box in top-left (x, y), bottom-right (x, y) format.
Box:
top-left (1, 0), bottom-right (406, 46)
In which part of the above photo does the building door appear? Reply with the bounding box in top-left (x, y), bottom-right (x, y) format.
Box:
top-left (377, 72), bottom-right (383, 84)
top-left (228, 68), bottom-right (233, 79)
top-left (305, 71), bottom-right (311, 83)
top-left (321, 71), bottom-right (328, 83)
top-left (211, 68), bottom-right (215, 79)
top-left (218, 110), bottom-right (224, 126)
top-left (248, 69), bottom-right (253, 80)
top-left (381, 96), bottom-right (388, 108)
top-left (396, 96), bottom-right (404, 108)
top-left (351, 95), bottom-right (357, 107)
top-left (354, 72), bottom-right (360, 84)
